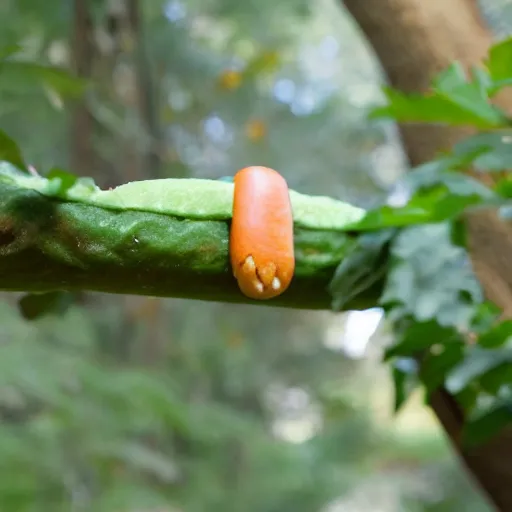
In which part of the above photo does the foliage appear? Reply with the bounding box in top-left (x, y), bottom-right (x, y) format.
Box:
top-left (0, 1), bottom-right (410, 511)
top-left (330, 36), bottom-right (512, 449)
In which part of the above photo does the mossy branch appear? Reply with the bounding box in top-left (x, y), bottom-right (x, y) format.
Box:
top-left (0, 166), bottom-right (381, 310)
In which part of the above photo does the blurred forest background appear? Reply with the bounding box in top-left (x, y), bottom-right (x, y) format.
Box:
top-left (0, 0), bottom-right (509, 511)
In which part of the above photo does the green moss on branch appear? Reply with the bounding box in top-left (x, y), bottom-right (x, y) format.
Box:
top-left (0, 176), bottom-right (381, 310)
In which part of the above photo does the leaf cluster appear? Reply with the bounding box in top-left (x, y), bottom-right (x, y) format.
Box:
top-left (330, 36), bottom-right (512, 447)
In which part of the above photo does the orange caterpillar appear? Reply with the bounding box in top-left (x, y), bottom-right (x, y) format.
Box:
top-left (230, 166), bottom-right (295, 299)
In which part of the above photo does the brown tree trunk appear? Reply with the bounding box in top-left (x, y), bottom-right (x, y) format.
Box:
top-left (343, 0), bottom-right (512, 510)
top-left (71, 0), bottom-right (97, 179)
top-left (126, 0), bottom-right (162, 178)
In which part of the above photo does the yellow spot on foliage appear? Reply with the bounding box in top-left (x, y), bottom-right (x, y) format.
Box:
top-left (245, 119), bottom-right (267, 141)
top-left (162, 105), bottom-right (174, 122)
top-left (245, 50), bottom-right (280, 77)
top-left (218, 70), bottom-right (242, 90)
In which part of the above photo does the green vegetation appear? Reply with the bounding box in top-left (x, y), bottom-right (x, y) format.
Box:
top-left (2, 1), bottom-right (512, 511)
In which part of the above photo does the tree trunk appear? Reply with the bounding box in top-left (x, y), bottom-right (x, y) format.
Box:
top-left (70, 0), bottom-right (97, 180)
top-left (103, 0), bottom-right (167, 364)
top-left (342, 0), bottom-right (512, 510)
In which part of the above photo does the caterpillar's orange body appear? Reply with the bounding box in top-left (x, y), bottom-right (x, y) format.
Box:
top-left (230, 166), bottom-right (295, 300)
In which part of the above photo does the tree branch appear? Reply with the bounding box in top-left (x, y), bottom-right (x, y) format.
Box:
top-left (0, 171), bottom-right (378, 310)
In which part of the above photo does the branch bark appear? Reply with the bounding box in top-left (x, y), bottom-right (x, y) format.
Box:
top-left (342, 0), bottom-right (512, 509)
top-left (0, 180), bottom-right (377, 311)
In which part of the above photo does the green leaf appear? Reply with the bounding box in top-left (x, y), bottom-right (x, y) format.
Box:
top-left (372, 82), bottom-right (508, 128)
top-left (450, 218), bottom-right (469, 248)
top-left (380, 224), bottom-right (483, 328)
top-left (347, 190), bottom-right (473, 230)
top-left (453, 131), bottom-right (512, 173)
top-left (406, 160), bottom-right (495, 197)
top-left (372, 58), bottom-right (512, 128)
top-left (432, 62), bottom-right (469, 92)
top-left (431, 63), bottom-right (507, 125)
top-left (0, 130), bottom-right (28, 172)
top-left (479, 363), bottom-right (512, 395)
top-left (455, 384), bottom-right (480, 412)
top-left (485, 36), bottom-right (512, 92)
top-left (391, 357), bottom-right (419, 412)
top-left (471, 301), bottom-right (502, 334)
top-left (385, 320), bottom-right (462, 360)
top-left (407, 151), bottom-right (493, 184)
top-left (329, 229), bottom-right (394, 311)
top-left (495, 177), bottom-right (512, 198)
top-left (463, 398), bottom-right (512, 447)
top-left (471, 66), bottom-right (494, 97)
top-left (45, 168), bottom-right (79, 197)
top-left (446, 347), bottom-right (512, 394)
top-left (420, 342), bottom-right (465, 394)
top-left (347, 173), bottom-right (493, 232)
top-left (18, 292), bottom-right (75, 320)
top-left (478, 320), bottom-right (512, 349)
top-left (371, 88), bottom-right (476, 126)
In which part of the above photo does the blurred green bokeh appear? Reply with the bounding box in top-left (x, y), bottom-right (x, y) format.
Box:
top-left (0, 0), bottom-right (506, 510)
